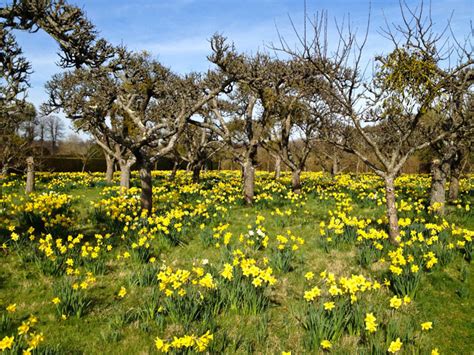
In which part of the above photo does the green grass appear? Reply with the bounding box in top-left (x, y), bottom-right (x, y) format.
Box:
top-left (0, 172), bottom-right (472, 354)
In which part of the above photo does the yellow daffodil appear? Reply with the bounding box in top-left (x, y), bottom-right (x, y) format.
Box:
top-left (421, 321), bottom-right (433, 331)
top-left (118, 286), bottom-right (127, 298)
top-left (388, 338), bottom-right (402, 353)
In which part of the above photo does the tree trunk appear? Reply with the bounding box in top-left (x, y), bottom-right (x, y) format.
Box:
top-left (429, 159), bottom-right (449, 215)
top-left (274, 155), bottom-right (281, 179)
top-left (119, 161), bottom-right (131, 192)
top-left (192, 164), bottom-right (201, 183)
top-left (292, 168), bottom-right (302, 193)
top-left (448, 154), bottom-right (462, 201)
top-left (243, 160), bottom-right (255, 205)
top-left (331, 154), bottom-right (338, 176)
top-left (448, 174), bottom-right (460, 202)
top-left (1, 165), bottom-right (9, 176)
top-left (105, 154), bottom-right (115, 184)
top-left (40, 127), bottom-right (44, 157)
top-left (25, 156), bottom-right (35, 195)
top-left (384, 176), bottom-right (400, 245)
top-left (139, 164), bottom-right (153, 214)
top-left (169, 161), bottom-right (179, 181)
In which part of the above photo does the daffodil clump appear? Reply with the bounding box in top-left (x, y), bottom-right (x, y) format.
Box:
top-left (156, 263), bottom-right (219, 325)
top-left (385, 247), bottom-right (422, 296)
top-left (270, 206), bottom-right (295, 228)
top-left (319, 207), bottom-right (370, 249)
top-left (0, 304), bottom-right (44, 354)
top-left (92, 184), bottom-right (227, 247)
top-left (16, 192), bottom-right (76, 235)
top-left (301, 270), bottom-right (383, 351)
top-left (52, 272), bottom-right (96, 318)
top-left (40, 172), bottom-right (104, 190)
top-left (30, 232), bottom-right (113, 276)
top-left (155, 330), bottom-right (213, 353)
top-left (238, 215), bottom-right (269, 250)
top-left (204, 222), bottom-right (232, 248)
top-left (217, 249), bottom-right (276, 314)
top-left (300, 269), bottom-right (439, 353)
top-left (157, 265), bottom-right (217, 297)
top-left (270, 229), bottom-right (305, 272)
top-left (356, 227), bottom-right (390, 267)
top-left (0, 193), bottom-right (18, 232)
top-left (92, 189), bottom-right (141, 232)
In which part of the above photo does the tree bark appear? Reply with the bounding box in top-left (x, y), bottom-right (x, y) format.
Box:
top-left (139, 164), bottom-right (153, 214)
top-left (448, 153), bottom-right (463, 201)
top-left (1, 165), bottom-right (9, 176)
top-left (119, 160), bottom-right (132, 192)
top-left (384, 176), bottom-right (400, 245)
top-left (448, 174), bottom-right (460, 202)
top-left (105, 154), bottom-right (115, 184)
top-left (292, 168), bottom-right (302, 193)
top-left (274, 155), bottom-right (281, 179)
top-left (429, 158), bottom-right (449, 215)
top-left (243, 159), bottom-right (255, 205)
top-left (169, 161), bottom-right (179, 181)
top-left (192, 164), bottom-right (201, 183)
top-left (331, 154), bottom-right (338, 176)
top-left (25, 156), bottom-right (35, 195)
top-left (39, 127), bottom-right (45, 157)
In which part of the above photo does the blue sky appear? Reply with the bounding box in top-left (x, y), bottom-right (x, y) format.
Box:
top-left (10, 0), bottom-right (473, 132)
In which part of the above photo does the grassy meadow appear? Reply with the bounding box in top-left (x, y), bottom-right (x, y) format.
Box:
top-left (0, 171), bottom-right (472, 354)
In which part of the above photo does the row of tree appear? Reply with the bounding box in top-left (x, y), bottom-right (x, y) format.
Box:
top-left (1, 1), bottom-right (472, 244)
